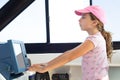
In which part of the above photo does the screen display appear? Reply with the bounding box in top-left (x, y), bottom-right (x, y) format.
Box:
top-left (13, 44), bottom-right (26, 68)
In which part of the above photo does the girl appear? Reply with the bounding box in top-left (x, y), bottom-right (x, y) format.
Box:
top-left (29, 5), bottom-right (113, 80)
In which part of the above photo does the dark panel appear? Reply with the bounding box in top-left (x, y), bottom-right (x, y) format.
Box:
top-left (25, 43), bottom-right (80, 53)
top-left (113, 42), bottom-right (120, 50)
top-left (0, 0), bottom-right (35, 31)
top-left (25, 42), bottom-right (120, 53)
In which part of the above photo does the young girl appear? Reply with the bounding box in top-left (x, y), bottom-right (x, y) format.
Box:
top-left (29, 5), bottom-right (113, 80)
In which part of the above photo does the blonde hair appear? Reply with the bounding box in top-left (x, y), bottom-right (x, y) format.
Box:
top-left (89, 13), bottom-right (113, 62)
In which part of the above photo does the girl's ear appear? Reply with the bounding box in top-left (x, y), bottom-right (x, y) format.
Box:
top-left (92, 20), bottom-right (98, 26)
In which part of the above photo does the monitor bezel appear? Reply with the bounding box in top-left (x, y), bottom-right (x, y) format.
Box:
top-left (8, 40), bottom-right (29, 74)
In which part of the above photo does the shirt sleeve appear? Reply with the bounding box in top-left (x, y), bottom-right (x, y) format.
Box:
top-left (86, 35), bottom-right (99, 48)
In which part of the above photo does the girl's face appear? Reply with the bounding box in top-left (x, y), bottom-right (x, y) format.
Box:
top-left (79, 13), bottom-right (96, 31)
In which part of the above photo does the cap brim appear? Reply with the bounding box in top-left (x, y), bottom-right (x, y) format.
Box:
top-left (75, 9), bottom-right (90, 16)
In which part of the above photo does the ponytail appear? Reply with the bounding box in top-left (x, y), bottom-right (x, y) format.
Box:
top-left (89, 13), bottom-right (113, 62)
top-left (99, 25), bottom-right (113, 62)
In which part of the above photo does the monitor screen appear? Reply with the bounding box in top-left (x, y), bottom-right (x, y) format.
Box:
top-left (13, 43), bottom-right (26, 69)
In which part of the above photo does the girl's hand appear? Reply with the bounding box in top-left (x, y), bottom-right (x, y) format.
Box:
top-left (28, 63), bottom-right (47, 73)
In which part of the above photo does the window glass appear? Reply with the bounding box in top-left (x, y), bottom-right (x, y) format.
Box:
top-left (92, 0), bottom-right (120, 41)
top-left (0, 0), bottom-right (9, 9)
top-left (0, 0), bottom-right (46, 43)
top-left (0, 0), bottom-right (90, 43)
top-left (49, 0), bottom-right (90, 43)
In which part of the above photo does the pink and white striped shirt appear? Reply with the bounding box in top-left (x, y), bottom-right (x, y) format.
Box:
top-left (82, 32), bottom-right (109, 80)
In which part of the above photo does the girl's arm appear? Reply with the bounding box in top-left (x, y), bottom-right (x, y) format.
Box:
top-left (29, 40), bottom-right (95, 73)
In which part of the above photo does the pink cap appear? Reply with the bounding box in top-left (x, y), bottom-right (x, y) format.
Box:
top-left (75, 5), bottom-right (106, 24)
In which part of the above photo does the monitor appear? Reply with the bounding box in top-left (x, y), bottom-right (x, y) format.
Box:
top-left (0, 40), bottom-right (30, 80)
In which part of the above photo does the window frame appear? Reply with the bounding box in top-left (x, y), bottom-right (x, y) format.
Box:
top-left (0, 0), bottom-right (120, 54)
